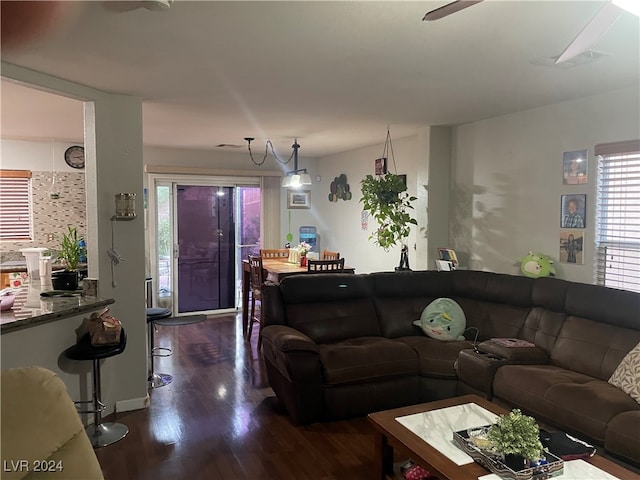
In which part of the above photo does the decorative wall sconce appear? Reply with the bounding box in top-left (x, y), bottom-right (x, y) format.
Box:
top-left (244, 137), bottom-right (312, 188)
top-left (114, 193), bottom-right (136, 220)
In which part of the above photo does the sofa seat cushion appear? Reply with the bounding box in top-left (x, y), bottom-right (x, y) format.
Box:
top-left (318, 337), bottom-right (419, 385)
top-left (494, 365), bottom-right (639, 442)
top-left (605, 411), bottom-right (640, 465)
top-left (397, 336), bottom-right (472, 378)
top-left (544, 381), bottom-right (640, 443)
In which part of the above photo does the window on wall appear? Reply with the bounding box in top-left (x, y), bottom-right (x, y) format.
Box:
top-left (0, 170), bottom-right (33, 240)
top-left (595, 140), bottom-right (640, 293)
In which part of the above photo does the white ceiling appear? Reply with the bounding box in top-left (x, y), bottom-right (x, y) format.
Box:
top-left (1, 1), bottom-right (639, 158)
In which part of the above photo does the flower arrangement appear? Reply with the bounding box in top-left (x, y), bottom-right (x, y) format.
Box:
top-left (297, 241), bottom-right (312, 256)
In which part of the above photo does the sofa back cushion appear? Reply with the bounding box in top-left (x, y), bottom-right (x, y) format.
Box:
top-left (370, 271), bottom-right (453, 338)
top-left (564, 283), bottom-right (640, 331)
top-left (532, 277), bottom-right (571, 312)
top-left (520, 307), bottom-right (566, 353)
top-left (451, 270), bottom-right (534, 307)
top-left (551, 316), bottom-right (640, 380)
top-left (452, 298), bottom-right (531, 341)
top-left (279, 274), bottom-right (380, 344)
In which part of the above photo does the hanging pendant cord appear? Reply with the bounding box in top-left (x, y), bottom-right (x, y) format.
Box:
top-left (380, 127), bottom-right (398, 174)
top-left (246, 138), bottom-right (294, 167)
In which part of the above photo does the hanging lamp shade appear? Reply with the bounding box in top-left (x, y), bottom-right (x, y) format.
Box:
top-left (282, 172), bottom-right (312, 188)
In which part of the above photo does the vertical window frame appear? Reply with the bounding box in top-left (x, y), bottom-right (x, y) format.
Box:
top-left (594, 140), bottom-right (640, 293)
top-left (0, 169), bottom-right (33, 241)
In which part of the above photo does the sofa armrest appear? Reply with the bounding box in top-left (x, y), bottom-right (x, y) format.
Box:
top-left (260, 325), bottom-right (319, 354)
top-left (260, 325), bottom-right (323, 424)
top-left (477, 339), bottom-right (550, 363)
top-left (456, 349), bottom-right (509, 398)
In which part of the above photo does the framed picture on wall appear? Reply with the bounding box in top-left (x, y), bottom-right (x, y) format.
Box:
top-left (562, 149), bottom-right (588, 184)
top-left (375, 157), bottom-right (387, 175)
top-left (560, 229), bottom-right (584, 264)
top-left (561, 194), bottom-right (586, 228)
top-left (287, 190), bottom-right (311, 209)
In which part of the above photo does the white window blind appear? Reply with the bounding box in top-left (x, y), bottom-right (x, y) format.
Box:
top-left (0, 170), bottom-right (33, 241)
top-left (595, 140), bottom-right (640, 293)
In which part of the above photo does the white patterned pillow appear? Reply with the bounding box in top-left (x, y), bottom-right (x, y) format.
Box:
top-left (608, 342), bottom-right (640, 404)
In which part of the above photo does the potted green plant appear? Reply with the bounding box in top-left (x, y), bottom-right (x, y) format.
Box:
top-left (52, 226), bottom-right (85, 290)
top-left (487, 409), bottom-right (545, 471)
top-left (360, 172), bottom-right (417, 251)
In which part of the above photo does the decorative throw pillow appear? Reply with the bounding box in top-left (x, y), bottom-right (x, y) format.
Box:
top-left (413, 298), bottom-right (466, 341)
top-left (608, 341), bottom-right (640, 404)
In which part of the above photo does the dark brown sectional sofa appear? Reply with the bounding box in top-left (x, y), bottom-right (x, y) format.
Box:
top-left (260, 270), bottom-right (640, 466)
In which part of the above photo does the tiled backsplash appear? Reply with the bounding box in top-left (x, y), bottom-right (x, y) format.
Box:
top-left (1, 171), bottom-right (87, 262)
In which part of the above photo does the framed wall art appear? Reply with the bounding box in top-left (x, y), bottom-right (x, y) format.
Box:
top-left (560, 194), bottom-right (586, 229)
top-left (375, 157), bottom-right (387, 175)
top-left (287, 190), bottom-right (311, 209)
top-left (562, 149), bottom-right (588, 185)
top-left (559, 229), bottom-right (584, 265)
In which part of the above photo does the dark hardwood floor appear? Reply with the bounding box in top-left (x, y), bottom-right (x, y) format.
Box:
top-left (94, 313), bottom-right (407, 480)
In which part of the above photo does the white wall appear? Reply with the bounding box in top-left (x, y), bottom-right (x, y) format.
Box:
top-left (314, 86), bottom-right (639, 283)
top-left (315, 134), bottom-right (422, 274)
top-left (142, 144), bottom-right (321, 251)
top-left (1, 139), bottom-right (83, 172)
top-left (452, 86), bottom-right (640, 283)
top-left (1, 63), bottom-right (148, 415)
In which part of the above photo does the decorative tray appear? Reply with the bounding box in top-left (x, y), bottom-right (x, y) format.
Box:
top-left (453, 426), bottom-right (564, 480)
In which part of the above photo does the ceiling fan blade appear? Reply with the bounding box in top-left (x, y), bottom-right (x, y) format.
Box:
top-left (555, 2), bottom-right (622, 64)
top-left (423, 0), bottom-right (483, 21)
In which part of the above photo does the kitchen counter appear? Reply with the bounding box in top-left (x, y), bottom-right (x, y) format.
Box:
top-left (0, 284), bottom-right (114, 334)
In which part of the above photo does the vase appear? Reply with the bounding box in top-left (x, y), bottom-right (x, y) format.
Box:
top-left (300, 255), bottom-right (307, 267)
top-left (51, 270), bottom-right (79, 291)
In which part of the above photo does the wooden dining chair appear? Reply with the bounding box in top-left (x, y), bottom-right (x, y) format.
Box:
top-left (259, 249), bottom-right (289, 261)
top-left (321, 250), bottom-right (340, 260)
top-left (247, 255), bottom-right (265, 349)
top-left (307, 258), bottom-right (345, 273)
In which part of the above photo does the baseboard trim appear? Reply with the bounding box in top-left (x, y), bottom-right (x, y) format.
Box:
top-left (116, 394), bottom-right (150, 412)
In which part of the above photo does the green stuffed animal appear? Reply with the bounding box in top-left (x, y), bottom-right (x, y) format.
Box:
top-left (414, 298), bottom-right (466, 341)
top-left (518, 252), bottom-right (556, 278)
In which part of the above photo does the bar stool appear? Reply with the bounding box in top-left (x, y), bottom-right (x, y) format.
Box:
top-left (63, 329), bottom-right (128, 448)
top-left (146, 307), bottom-right (173, 388)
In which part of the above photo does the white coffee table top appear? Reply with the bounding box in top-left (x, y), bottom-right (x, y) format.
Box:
top-left (396, 402), bottom-right (499, 466)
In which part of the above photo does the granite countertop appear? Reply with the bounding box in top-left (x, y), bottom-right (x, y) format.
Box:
top-left (0, 284), bottom-right (114, 334)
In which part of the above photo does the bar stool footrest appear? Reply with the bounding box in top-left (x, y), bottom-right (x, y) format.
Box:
top-left (151, 346), bottom-right (172, 357)
top-left (148, 372), bottom-right (173, 388)
top-left (73, 399), bottom-right (106, 415)
top-left (86, 422), bottom-right (129, 448)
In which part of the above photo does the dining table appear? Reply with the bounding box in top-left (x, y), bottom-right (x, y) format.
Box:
top-left (241, 258), bottom-right (355, 338)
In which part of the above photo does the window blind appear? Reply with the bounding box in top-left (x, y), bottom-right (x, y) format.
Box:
top-left (595, 140), bottom-right (640, 293)
top-left (0, 170), bottom-right (32, 240)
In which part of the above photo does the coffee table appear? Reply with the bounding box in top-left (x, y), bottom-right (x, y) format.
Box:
top-left (368, 394), bottom-right (639, 480)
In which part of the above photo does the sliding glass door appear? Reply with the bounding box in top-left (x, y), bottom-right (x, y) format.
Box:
top-left (153, 178), bottom-right (261, 315)
top-left (176, 185), bottom-right (235, 313)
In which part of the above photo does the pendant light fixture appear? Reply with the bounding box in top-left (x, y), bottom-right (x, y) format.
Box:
top-left (243, 137), bottom-right (312, 188)
top-left (281, 140), bottom-right (311, 188)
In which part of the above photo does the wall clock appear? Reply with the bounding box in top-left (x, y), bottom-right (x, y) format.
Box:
top-left (64, 145), bottom-right (85, 169)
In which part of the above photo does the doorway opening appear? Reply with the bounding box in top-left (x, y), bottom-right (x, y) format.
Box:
top-left (154, 178), bottom-right (260, 315)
